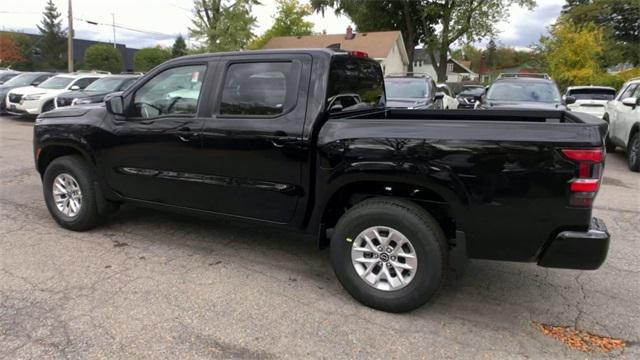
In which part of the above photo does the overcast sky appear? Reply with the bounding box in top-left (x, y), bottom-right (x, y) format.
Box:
top-left (0, 0), bottom-right (563, 50)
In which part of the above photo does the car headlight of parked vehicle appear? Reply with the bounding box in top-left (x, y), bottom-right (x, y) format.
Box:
top-left (72, 98), bottom-right (100, 105)
top-left (23, 93), bottom-right (46, 101)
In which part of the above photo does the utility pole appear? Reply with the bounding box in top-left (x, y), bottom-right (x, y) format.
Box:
top-left (67, 0), bottom-right (74, 73)
top-left (111, 13), bottom-right (116, 48)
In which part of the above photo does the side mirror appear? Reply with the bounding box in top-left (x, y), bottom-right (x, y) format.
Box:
top-left (329, 103), bottom-right (343, 113)
top-left (434, 92), bottom-right (445, 100)
top-left (105, 95), bottom-right (125, 115)
top-left (621, 97), bottom-right (638, 108)
top-left (70, 85), bottom-right (80, 90)
top-left (565, 95), bottom-right (576, 105)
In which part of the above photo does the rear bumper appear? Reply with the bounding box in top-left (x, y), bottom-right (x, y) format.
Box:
top-left (538, 218), bottom-right (610, 270)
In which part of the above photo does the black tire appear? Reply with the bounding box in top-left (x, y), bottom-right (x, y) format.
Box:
top-left (43, 155), bottom-right (103, 231)
top-left (627, 132), bottom-right (640, 172)
top-left (330, 198), bottom-right (447, 313)
top-left (603, 115), bottom-right (616, 153)
top-left (42, 101), bottom-right (55, 113)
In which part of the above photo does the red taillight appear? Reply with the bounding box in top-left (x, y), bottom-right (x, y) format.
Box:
top-left (350, 50), bottom-right (368, 58)
top-left (561, 149), bottom-right (604, 162)
top-left (561, 148), bottom-right (604, 207)
top-left (570, 179), bottom-right (600, 192)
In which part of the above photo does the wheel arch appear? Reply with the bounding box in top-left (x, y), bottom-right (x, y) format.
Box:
top-left (37, 143), bottom-right (95, 176)
top-left (312, 178), bottom-right (466, 248)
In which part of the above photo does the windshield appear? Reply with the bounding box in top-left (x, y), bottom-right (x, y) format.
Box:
top-left (385, 78), bottom-right (430, 99)
top-left (567, 88), bottom-right (615, 101)
top-left (487, 82), bottom-right (561, 103)
top-left (458, 87), bottom-right (484, 97)
top-left (0, 73), bottom-right (19, 83)
top-left (85, 77), bottom-right (126, 92)
top-left (3, 73), bottom-right (40, 86)
top-left (39, 76), bottom-right (74, 89)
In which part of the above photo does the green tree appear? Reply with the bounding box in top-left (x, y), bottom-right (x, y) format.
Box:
top-left (172, 35), bottom-right (188, 57)
top-left (189, 0), bottom-right (259, 52)
top-left (543, 21), bottom-right (604, 89)
top-left (562, 0), bottom-right (640, 66)
top-left (5, 33), bottom-right (35, 70)
top-left (311, 0), bottom-right (436, 72)
top-left (83, 44), bottom-right (123, 73)
top-left (486, 39), bottom-right (497, 69)
top-left (133, 47), bottom-right (172, 72)
top-left (250, 0), bottom-right (314, 49)
top-left (421, 0), bottom-right (536, 82)
top-left (36, 0), bottom-right (67, 70)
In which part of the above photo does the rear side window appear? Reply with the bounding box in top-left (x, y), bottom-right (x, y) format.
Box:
top-left (567, 88), bottom-right (616, 100)
top-left (73, 77), bottom-right (99, 89)
top-left (327, 56), bottom-right (385, 113)
top-left (219, 62), bottom-right (296, 116)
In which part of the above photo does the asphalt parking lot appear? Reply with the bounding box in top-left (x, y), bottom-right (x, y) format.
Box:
top-left (1, 115), bottom-right (638, 359)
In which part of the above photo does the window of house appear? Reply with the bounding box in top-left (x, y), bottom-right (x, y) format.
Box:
top-left (446, 63), bottom-right (454, 73)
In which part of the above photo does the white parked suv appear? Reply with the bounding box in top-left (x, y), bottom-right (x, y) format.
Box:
top-left (604, 77), bottom-right (640, 171)
top-left (563, 85), bottom-right (616, 119)
top-left (5, 71), bottom-right (108, 116)
top-left (436, 84), bottom-right (459, 109)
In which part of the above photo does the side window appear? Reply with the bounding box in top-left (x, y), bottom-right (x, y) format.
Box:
top-left (631, 85), bottom-right (640, 99)
top-left (34, 75), bottom-right (51, 85)
top-left (73, 77), bottom-right (98, 89)
top-left (119, 78), bottom-right (137, 91)
top-left (219, 62), bottom-right (294, 116)
top-left (132, 65), bottom-right (206, 118)
top-left (619, 84), bottom-right (638, 100)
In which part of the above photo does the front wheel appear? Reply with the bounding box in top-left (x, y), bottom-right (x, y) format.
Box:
top-left (627, 133), bottom-right (640, 172)
top-left (330, 198), bottom-right (447, 312)
top-left (43, 155), bottom-right (103, 231)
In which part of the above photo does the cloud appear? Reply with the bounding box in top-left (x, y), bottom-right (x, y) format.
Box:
top-left (493, 0), bottom-right (562, 48)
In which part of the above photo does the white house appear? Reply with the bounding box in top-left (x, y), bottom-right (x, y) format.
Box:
top-left (412, 48), bottom-right (479, 82)
top-left (263, 27), bottom-right (409, 75)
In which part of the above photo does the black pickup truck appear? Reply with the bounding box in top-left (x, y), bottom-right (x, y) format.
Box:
top-left (33, 49), bottom-right (610, 312)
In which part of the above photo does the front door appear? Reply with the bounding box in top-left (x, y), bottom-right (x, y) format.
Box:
top-left (197, 55), bottom-right (312, 223)
top-left (101, 63), bottom-right (211, 208)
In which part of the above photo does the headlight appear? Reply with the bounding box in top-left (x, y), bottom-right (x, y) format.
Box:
top-left (23, 93), bottom-right (45, 100)
top-left (73, 98), bottom-right (97, 105)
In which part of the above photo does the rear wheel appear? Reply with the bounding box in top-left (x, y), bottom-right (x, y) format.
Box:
top-left (43, 155), bottom-right (103, 231)
top-left (627, 133), bottom-right (640, 172)
top-left (330, 198), bottom-right (447, 312)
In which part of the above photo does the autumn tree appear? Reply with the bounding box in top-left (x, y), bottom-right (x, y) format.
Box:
top-left (0, 34), bottom-right (24, 67)
top-left (561, 0), bottom-right (640, 66)
top-left (37, 0), bottom-right (67, 70)
top-left (542, 21), bottom-right (604, 89)
top-left (250, 0), bottom-right (314, 49)
top-left (311, 0), bottom-right (435, 72)
top-left (84, 44), bottom-right (123, 73)
top-left (189, 0), bottom-right (259, 51)
top-left (421, 0), bottom-right (536, 82)
top-left (172, 35), bottom-right (188, 57)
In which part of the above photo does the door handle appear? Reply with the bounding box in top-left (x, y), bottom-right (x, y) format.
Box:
top-left (271, 131), bottom-right (296, 148)
top-left (176, 126), bottom-right (196, 142)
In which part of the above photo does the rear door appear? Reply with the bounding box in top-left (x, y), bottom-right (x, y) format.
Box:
top-left (197, 54), bottom-right (312, 223)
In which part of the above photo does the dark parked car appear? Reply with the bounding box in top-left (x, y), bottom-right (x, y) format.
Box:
top-left (478, 77), bottom-right (565, 110)
top-left (456, 86), bottom-right (485, 109)
top-left (34, 49), bottom-right (610, 313)
top-left (384, 74), bottom-right (443, 109)
top-left (0, 70), bottom-right (21, 85)
top-left (55, 74), bottom-right (140, 108)
top-left (0, 72), bottom-right (55, 114)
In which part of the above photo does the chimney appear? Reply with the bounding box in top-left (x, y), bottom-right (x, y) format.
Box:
top-left (345, 25), bottom-right (354, 40)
